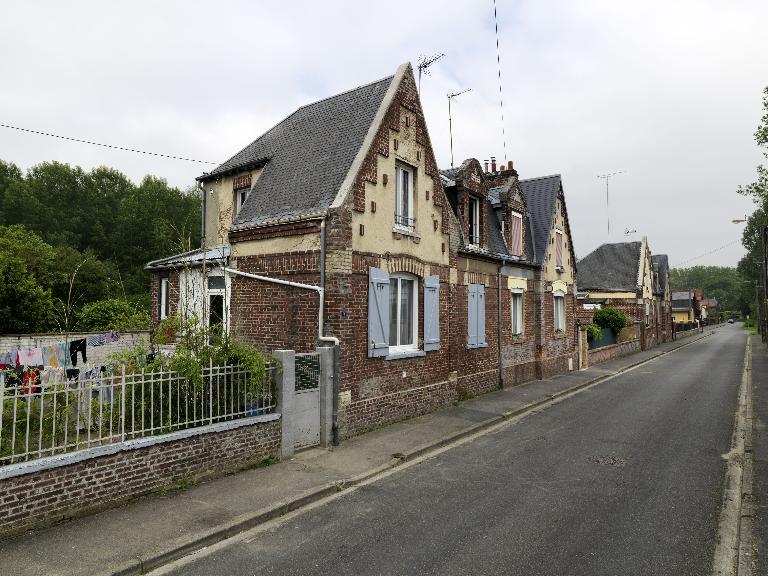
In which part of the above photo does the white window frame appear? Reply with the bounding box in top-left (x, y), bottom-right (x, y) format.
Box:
top-left (468, 196), bottom-right (480, 246)
top-left (395, 164), bottom-right (414, 231)
top-left (511, 290), bottom-right (524, 337)
top-left (389, 273), bottom-right (418, 353)
top-left (206, 273), bottom-right (229, 335)
top-left (554, 291), bottom-right (566, 332)
top-left (235, 187), bottom-right (250, 215)
top-left (160, 278), bottom-right (170, 320)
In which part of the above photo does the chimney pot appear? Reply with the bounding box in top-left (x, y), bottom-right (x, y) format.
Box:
top-left (491, 157), bottom-right (497, 173)
top-left (508, 160), bottom-right (513, 171)
top-left (484, 159), bottom-right (489, 172)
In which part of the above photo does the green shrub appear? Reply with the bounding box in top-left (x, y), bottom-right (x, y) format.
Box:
top-left (593, 307), bottom-right (628, 334)
top-left (586, 323), bottom-right (603, 341)
top-left (76, 298), bottom-right (150, 331)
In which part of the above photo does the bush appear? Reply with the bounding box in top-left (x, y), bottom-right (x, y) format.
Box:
top-left (586, 323), bottom-right (603, 341)
top-left (593, 307), bottom-right (628, 334)
top-left (76, 298), bottom-right (150, 331)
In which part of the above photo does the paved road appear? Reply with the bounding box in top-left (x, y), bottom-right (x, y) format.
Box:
top-left (164, 327), bottom-right (746, 576)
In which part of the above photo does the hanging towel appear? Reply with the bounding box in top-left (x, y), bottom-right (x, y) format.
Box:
top-left (86, 333), bottom-right (107, 347)
top-left (0, 350), bottom-right (15, 365)
top-left (18, 347), bottom-right (44, 367)
top-left (105, 331), bottom-right (121, 344)
top-left (42, 345), bottom-right (61, 367)
top-left (69, 339), bottom-right (87, 366)
top-left (55, 342), bottom-right (69, 366)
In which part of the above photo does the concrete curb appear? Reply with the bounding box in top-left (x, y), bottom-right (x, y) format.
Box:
top-left (108, 330), bottom-right (717, 576)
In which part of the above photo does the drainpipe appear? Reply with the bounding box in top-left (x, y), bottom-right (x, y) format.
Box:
top-left (198, 181), bottom-right (206, 248)
top-left (318, 218), bottom-right (341, 446)
top-left (497, 267), bottom-right (504, 389)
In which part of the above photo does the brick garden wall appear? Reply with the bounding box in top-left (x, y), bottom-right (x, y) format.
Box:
top-left (588, 339), bottom-right (641, 366)
top-left (0, 417), bottom-right (280, 538)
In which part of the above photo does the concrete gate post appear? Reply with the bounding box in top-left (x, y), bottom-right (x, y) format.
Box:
top-left (273, 349), bottom-right (295, 459)
top-left (318, 346), bottom-right (334, 448)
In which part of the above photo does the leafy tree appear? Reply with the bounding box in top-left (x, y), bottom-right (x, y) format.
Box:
top-left (76, 299), bottom-right (150, 332)
top-left (0, 251), bottom-right (55, 333)
top-left (668, 265), bottom-right (747, 312)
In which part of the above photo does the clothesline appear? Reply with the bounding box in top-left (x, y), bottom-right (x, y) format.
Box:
top-left (0, 331), bottom-right (121, 372)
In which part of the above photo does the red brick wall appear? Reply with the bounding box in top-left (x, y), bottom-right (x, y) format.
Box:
top-left (230, 252), bottom-right (321, 353)
top-left (588, 338), bottom-right (641, 365)
top-left (501, 279), bottom-right (538, 386)
top-left (0, 419), bottom-right (280, 538)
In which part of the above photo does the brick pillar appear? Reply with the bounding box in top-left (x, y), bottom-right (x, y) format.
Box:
top-left (273, 349), bottom-right (295, 459)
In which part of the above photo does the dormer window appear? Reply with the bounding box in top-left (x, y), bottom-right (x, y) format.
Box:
top-left (395, 163), bottom-right (415, 231)
top-left (510, 211), bottom-right (523, 256)
top-left (468, 196), bottom-right (480, 246)
top-left (233, 172), bottom-right (252, 219)
top-left (235, 187), bottom-right (250, 215)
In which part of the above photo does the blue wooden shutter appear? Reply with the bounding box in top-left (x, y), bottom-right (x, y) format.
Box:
top-left (368, 267), bottom-right (390, 357)
top-left (423, 275), bottom-right (440, 351)
top-left (477, 284), bottom-right (486, 346)
top-left (467, 284), bottom-right (477, 348)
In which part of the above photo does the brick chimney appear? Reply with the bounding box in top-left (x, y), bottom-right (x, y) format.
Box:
top-left (507, 160), bottom-right (514, 171)
top-left (491, 156), bottom-right (497, 173)
top-left (484, 159), bottom-right (489, 173)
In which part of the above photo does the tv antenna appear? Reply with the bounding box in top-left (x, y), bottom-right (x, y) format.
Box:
top-left (624, 228), bottom-right (636, 236)
top-left (417, 53), bottom-right (444, 94)
top-left (448, 88), bottom-right (471, 168)
top-left (597, 170), bottom-right (625, 238)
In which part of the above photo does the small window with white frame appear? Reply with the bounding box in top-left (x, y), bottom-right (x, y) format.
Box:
top-left (395, 163), bottom-right (415, 231)
top-left (160, 278), bottom-right (170, 320)
top-left (235, 187), bottom-right (250, 215)
top-left (206, 274), bottom-right (228, 340)
top-left (468, 196), bottom-right (480, 246)
top-left (509, 211), bottom-right (523, 256)
top-left (511, 290), bottom-right (524, 337)
top-left (388, 273), bottom-right (418, 351)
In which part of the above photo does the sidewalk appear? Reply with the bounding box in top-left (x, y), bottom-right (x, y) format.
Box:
top-left (749, 334), bottom-right (768, 573)
top-left (0, 329), bottom-right (719, 576)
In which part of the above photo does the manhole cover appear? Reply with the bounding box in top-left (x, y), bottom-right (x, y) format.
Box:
top-left (590, 455), bottom-right (626, 467)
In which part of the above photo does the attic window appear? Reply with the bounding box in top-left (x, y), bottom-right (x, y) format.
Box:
top-left (395, 163), bottom-right (415, 231)
top-left (233, 173), bottom-right (252, 217)
top-left (509, 211), bottom-right (523, 256)
top-left (468, 196), bottom-right (480, 246)
top-left (555, 230), bottom-right (564, 269)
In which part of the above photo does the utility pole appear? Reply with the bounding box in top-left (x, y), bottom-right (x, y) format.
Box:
top-left (448, 89), bottom-right (470, 169)
top-left (597, 171), bottom-right (624, 239)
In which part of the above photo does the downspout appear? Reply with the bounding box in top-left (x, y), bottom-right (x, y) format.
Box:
top-left (319, 217), bottom-right (341, 446)
top-left (198, 181), bottom-right (206, 248)
top-left (497, 266), bottom-right (504, 389)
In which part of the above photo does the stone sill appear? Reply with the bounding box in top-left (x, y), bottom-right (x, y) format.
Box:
top-left (392, 227), bottom-right (421, 243)
top-left (466, 343), bottom-right (489, 350)
top-left (384, 350), bottom-right (427, 361)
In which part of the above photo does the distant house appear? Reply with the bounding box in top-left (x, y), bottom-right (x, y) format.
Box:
top-left (671, 289), bottom-right (698, 324)
top-left (700, 298), bottom-right (719, 323)
top-left (576, 238), bottom-right (659, 349)
top-left (146, 63), bottom-right (580, 440)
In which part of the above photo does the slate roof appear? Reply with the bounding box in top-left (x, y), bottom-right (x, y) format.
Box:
top-left (519, 175), bottom-right (563, 266)
top-left (651, 254), bottom-right (669, 294)
top-left (200, 75), bottom-right (394, 228)
top-left (577, 241), bottom-right (642, 292)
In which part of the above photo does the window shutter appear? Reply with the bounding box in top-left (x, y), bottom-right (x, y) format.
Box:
top-left (510, 213), bottom-right (522, 256)
top-left (477, 284), bottom-right (486, 345)
top-left (555, 231), bottom-right (563, 268)
top-left (368, 267), bottom-right (390, 357)
top-left (423, 275), bottom-right (440, 351)
top-left (467, 284), bottom-right (477, 348)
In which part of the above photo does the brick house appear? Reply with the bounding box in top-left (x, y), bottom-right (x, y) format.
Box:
top-left (147, 63), bottom-right (579, 439)
top-left (575, 239), bottom-right (660, 349)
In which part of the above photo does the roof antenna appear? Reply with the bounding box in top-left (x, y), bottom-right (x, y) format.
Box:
top-left (597, 170), bottom-right (625, 239)
top-left (417, 53), bottom-right (445, 95)
top-left (624, 228), bottom-right (636, 236)
top-left (448, 88), bottom-right (471, 168)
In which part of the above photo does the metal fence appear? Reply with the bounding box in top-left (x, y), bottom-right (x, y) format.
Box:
top-left (0, 362), bottom-right (275, 466)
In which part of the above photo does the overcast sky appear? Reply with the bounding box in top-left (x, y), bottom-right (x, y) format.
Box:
top-left (1, 0), bottom-right (765, 267)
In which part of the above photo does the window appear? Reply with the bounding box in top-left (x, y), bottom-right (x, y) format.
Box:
top-left (645, 301), bottom-right (651, 326)
top-left (555, 230), bottom-right (564, 269)
top-left (467, 283), bottom-right (487, 348)
top-left (207, 275), bottom-right (227, 338)
top-left (160, 278), bottom-right (170, 320)
top-left (511, 291), bottom-right (524, 336)
top-left (554, 292), bottom-right (566, 332)
top-left (235, 188), bottom-right (250, 215)
top-left (395, 164), bottom-right (414, 230)
top-left (510, 211), bottom-right (523, 256)
top-left (468, 196), bottom-right (480, 245)
top-left (388, 274), bottom-right (417, 351)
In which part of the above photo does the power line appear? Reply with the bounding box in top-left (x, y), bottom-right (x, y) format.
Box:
top-left (0, 123), bottom-right (219, 165)
top-left (492, 0), bottom-right (508, 164)
top-left (674, 239), bottom-right (741, 267)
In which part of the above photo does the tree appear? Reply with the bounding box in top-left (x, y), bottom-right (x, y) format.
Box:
top-left (0, 251), bottom-right (55, 333)
top-left (668, 265), bottom-right (748, 312)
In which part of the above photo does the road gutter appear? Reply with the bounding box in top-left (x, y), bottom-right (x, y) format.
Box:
top-left (712, 336), bottom-right (754, 576)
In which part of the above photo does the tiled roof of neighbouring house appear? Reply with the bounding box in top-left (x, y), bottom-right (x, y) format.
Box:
top-left (199, 74), bottom-right (394, 228)
top-left (577, 241), bottom-right (642, 292)
top-left (519, 175), bottom-right (563, 266)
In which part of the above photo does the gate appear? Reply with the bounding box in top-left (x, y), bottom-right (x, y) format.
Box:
top-left (294, 352), bottom-right (320, 448)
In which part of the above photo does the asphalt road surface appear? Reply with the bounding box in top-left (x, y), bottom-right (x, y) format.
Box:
top-left (164, 327), bottom-right (746, 576)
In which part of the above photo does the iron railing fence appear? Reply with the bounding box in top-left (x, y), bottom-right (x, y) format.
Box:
top-left (0, 362), bottom-right (275, 466)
